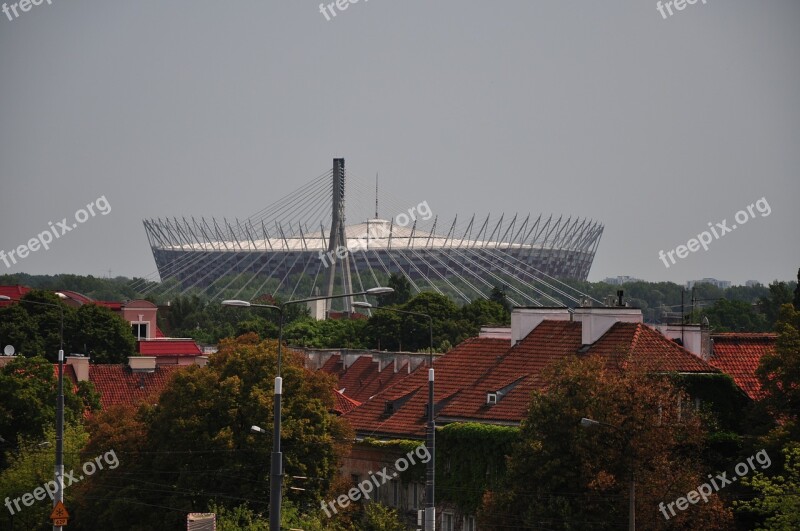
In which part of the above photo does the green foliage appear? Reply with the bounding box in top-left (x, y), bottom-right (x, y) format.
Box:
top-left (0, 273), bottom-right (152, 301)
top-left (283, 317), bottom-right (368, 348)
top-left (757, 304), bottom-right (800, 440)
top-left (384, 273), bottom-right (412, 306)
top-left (212, 502), bottom-right (269, 531)
top-left (436, 423), bottom-right (519, 512)
top-left (759, 281), bottom-right (795, 328)
top-left (73, 303), bottom-right (136, 362)
top-left (359, 502), bottom-right (407, 531)
top-left (489, 285), bottom-right (511, 314)
top-left (481, 356), bottom-right (732, 530)
top-left (736, 445), bottom-right (800, 530)
top-left (0, 424), bottom-right (88, 531)
top-left (689, 298), bottom-right (770, 332)
top-left (794, 268), bottom-right (800, 310)
top-left (360, 438), bottom-right (427, 482)
top-left (0, 290), bottom-right (134, 363)
top-left (0, 356), bottom-right (93, 469)
top-left (72, 335), bottom-right (353, 530)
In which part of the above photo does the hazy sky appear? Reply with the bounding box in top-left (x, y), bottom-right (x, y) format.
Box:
top-left (1, 0), bottom-right (798, 286)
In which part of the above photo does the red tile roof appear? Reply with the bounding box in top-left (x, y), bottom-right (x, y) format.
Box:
top-left (344, 320), bottom-right (720, 439)
top-left (586, 322), bottom-right (717, 373)
top-left (321, 354), bottom-right (417, 404)
top-left (708, 333), bottom-right (776, 400)
top-left (345, 337), bottom-right (511, 438)
top-left (89, 365), bottom-right (184, 409)
top-left (332, 388), bottom-right (362, 415)
top-left (137, 340), bottom-right (203, 357)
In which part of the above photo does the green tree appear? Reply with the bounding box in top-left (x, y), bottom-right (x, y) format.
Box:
top-left (73, 334), bottom-right (353, 530)
top-left (359, 502), bottom-right (407, 531)
top-left (0, 424), bottom-right (88, 531)
top-left (793, 267), bottom-right (800, 310)
top-left (461, 298), bottom-right (509, 328)
top-left (384, 273), bottom-right (412, 306)
top-left (0, 291), bottom-right (135, 363)
top-left (481, 356), bottom-right (732, 530)
top-left (0, 356), bottom-right (94, 469)
top-left (756, 304), bottom-right (800, 440)
top-left (691, 298), bottom-right (770, 332)
top-left (489, 285), bottom-right (511, 314)
top-left (72, 304), bottom-right (136, 362)
top-left (759, 282), bottom-right (794, 328)
top-left (736, 445), bottom-right (800, 530)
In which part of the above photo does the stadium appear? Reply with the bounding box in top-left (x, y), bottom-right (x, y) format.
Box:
top-left (142, 159), bottom-right (604, 309)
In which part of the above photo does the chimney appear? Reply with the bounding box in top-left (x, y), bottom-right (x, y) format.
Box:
top-left (511, 308), bottom-right (571, 344)
top-left (66, 355), bottom-right (90, 382)
top-left (654, 323), bottom-right (711, 360)
top-left (128, 356), bottom-right (157, 373)
top-left (572, 307), bottom-right (643, 346)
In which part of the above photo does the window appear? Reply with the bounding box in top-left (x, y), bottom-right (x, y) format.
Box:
top-left (410, 483), bottom-right (419, 509)
top-left (463, 516), bottom-right (476, 531)
top-left (442, 512), bottom-right (454, 531)
top-left (131, 323), bottom-right (148, 340)
top-left (392, 480), bottom-right (399, 507)
top-left (486, 393), bottom-right (497, 405)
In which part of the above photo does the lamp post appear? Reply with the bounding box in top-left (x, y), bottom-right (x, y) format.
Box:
top-left (0, 294), bottom-right (67, 531)
top-left (352, 301), bottom-right (436, 531)
top-left (223, 286), bottom-right (393, 531)
top-left (580, 418), bottom-right (635, 531)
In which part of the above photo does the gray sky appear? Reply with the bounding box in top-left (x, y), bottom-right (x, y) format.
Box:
top-left (1, 0), bottom-right (798, 286)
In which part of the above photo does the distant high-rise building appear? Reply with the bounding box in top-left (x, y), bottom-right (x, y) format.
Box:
top-left (602, 276), bottom-right (642, 285)
top-left (686, 278), bottom-right (732, 290)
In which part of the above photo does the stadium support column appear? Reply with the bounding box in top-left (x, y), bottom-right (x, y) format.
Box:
top-left (325, 158), bottom-right (353, 314)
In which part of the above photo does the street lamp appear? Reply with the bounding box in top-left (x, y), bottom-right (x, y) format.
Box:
top-left (352, 301), bottom-right (436, 531)
top-left (222, 286), bottom-right (393, 531)
top-left (0, 294), bottom-right (67, 531)
top-left (579, 417), bottom-right (635, 531)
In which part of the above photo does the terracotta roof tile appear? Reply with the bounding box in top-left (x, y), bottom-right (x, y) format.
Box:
top-left (708, 333), bottom-right (776, 400)
top-left (344, 337), bottom-right (511, 438)
top-left (332, 388), bottom-right (362, 415)
top-left (345, 319), bottom-right (723, 439)
top-left (321, 354), bottom-right (417, 404)
top-left (89, 365), bottom-right (184, 409)
top-left (137, 340), bottom-right (203, 357)
top-left (586, 322), bottom-right (718, 373)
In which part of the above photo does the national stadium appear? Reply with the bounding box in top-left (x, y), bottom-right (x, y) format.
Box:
top-left (142, 159), bottom-right (604, 309)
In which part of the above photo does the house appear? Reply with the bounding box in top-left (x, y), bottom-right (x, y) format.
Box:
top-left (653, 322), bottom-right (777, 401)
top-left (0, 286), bottom-right (206, 366)
top-left (339, 306), bottom-right (724, 529)
top-left (64, 355), bottom-right (197, 409)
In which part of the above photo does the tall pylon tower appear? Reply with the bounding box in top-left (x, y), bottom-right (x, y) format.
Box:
top-left (324, 158), bottom-right (353, 313)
